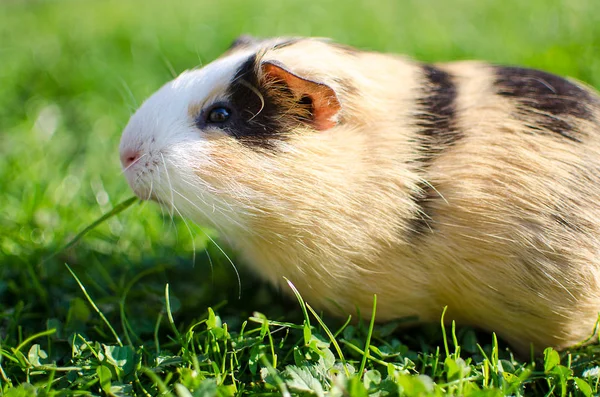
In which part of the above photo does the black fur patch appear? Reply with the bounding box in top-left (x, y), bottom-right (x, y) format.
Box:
top-left (414, 65), bottom-right (461, 164)
top-left (408, 181), bottom-right (440, 236)
top-left (408, 65), bottom-right (460, 236)
top-left (494, 67), bottom-right (594, 142)
top-left (218, 55), bottom-right (288, 148)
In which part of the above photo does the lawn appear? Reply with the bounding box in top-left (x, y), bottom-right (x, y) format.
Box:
top-left (1, 0), bottom-right (600, 395)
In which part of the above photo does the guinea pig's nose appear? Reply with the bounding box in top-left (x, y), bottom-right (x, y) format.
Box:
top-left (120, 148), bottom-right (140, 169)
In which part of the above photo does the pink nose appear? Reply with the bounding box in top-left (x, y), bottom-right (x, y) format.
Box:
top-left (120, 148), bottom-right (140, 168)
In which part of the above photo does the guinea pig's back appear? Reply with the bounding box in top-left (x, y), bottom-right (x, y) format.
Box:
top-left (407, 60), bottom-right (600, 351)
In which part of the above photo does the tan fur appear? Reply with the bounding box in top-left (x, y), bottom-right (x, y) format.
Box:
top-left (125, 38), bottom-right (600, 354)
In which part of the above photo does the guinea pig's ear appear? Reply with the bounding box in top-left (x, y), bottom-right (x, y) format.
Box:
top-left (260, 61), bottom-right (341, 131)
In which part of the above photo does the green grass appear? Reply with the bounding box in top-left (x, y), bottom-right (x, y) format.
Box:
top-left (2, 0), bottom-right (600, 395)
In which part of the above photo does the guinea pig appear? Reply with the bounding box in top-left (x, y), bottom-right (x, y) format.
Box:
top-left (119, 36), bottom-right (600, 354)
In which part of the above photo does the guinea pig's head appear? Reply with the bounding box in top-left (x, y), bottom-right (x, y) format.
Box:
top-left (119, 37), bottom-right (348, 235)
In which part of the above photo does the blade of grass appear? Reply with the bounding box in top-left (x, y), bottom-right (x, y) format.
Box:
top-left (165, 283), bottom-right (182, 341)
top-left (154, 310), bottom-right (164, 355)
top-left (247, 317), bottom-right (304, 330)
top-left (142, 367), bottom-right (175, 397)
top-left (440, 306), bottom-right (450, 357)
top-left (13, 329), bottom-right (56, 355)
top-left (260, 355), bottom-right (291, 397)
top-left (358, 294), bottom-right (377, 377)
top-left (120, 265), bottom-right (165, 347)
top-left (0, 360), bottom-right (11, 385)
top-left (65, 264), bottom-right (123, 347)
top-left (452, 320), bottom-right (460, 357)
top-left (284, 278), bottom-right (312, 345)
top-left (333, 315), bottom-right (353, 339)
top-left (306, 303), bottom-right (350, 378)
top-left (77, 335), bottom-right (101, 361)
top-left (42, 196), bottom-right (138, 264)
top-left (340, 340), bottom-right (389, 366)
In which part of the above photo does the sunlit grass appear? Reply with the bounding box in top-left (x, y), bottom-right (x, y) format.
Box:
top-left (1, 0), bottom-right (600, 395)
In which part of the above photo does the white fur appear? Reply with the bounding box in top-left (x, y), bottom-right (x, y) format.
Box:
top-left (119, 49), bottom-right (255, 230)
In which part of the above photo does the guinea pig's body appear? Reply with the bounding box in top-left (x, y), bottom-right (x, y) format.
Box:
top-left (120, 37), bottom-right (600, 353)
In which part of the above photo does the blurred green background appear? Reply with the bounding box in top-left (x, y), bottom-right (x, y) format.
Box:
top-left (1, 0), bottom-right (599, 339)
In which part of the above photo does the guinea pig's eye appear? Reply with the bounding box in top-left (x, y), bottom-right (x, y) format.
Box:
top-left (206, 107), bottom-right (231, 123)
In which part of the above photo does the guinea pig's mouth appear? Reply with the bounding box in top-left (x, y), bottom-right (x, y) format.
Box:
top-left (125, 175), bottom-right (157, 202)
top-left (122, 151), bottom-right (184, 206)
top-left (121, 159), bottom-right (159, 202)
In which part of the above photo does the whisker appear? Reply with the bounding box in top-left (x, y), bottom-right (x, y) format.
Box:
top-left (171, 173), bottom-right (253, 226)
top-left (151, 155), bottom-right (244, 297)
top-left (149, 177), bottom-right (175, 237)
top-left (153, 174), bottom-right (169, 230)
top-left (239, 79), bottom-right (265, 121)
top-left (146, 175), bottom-right (154, 202)
top-left (170, 187), bottom-right (231, 245)
top-left (168, 196), bottom-right (197, 269)
top-left (158, 181), bottom-right (216, 279)
top-left (204, 229), bottom-right (242, 299)
top-left (205, 246), bottom-right (214, 282)
top-left (170, 188), bottom-right (242, 298)
top-left (163, 161), bottom-right (252, 243)
top-left (160, 152), bottom-right (177, 224)
top-left (155, 188), bottom-right (170, 234)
